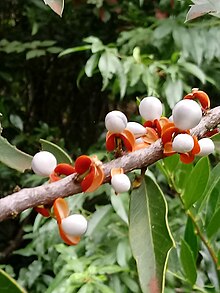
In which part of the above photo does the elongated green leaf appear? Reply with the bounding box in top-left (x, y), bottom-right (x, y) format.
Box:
top-left (58, 45), bottom-right (91, 57)
top-left (111, 190), bottom-right (129, 224)
top-left (40, 139), bottom-right (72, 164)
top-left (182, 157), bottom-right (210, 210)
top-left (184, 216), bottom-right (198, 261)
top-left (129, 176), bottom-right (174, 293)
top-left (206, 206), bottom-right (220, 238)
top-left (85, 53), bottom-right (99, 77)
top-left (43, 0), bottom-right (64, 16)
top-left (180, 239), bottom-right (197, 286)
top-left (0, 136), bottom-right (32, 172)
top-left (0, 269), bottom-right (26, 293)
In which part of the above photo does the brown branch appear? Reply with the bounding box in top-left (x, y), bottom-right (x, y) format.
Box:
top-left (0, 107), bottom-right (220, 222)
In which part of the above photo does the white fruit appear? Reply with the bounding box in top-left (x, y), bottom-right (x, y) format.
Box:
top-left (105, 110), bottom-right (127, 133)
top-left (31, 151), bottom-right (57, 177)
top-left (139, 96), bottom-right (163, 121)
top-left (172, 134), bottom-right (194, 153)
top-left (197, 138), bottom-right (215, 156)
top-left (126, 122), bottom-right (146, 138)
top-left (111, 173), bottom-right (131, 193)
top-left (172, 100), bottom-right (202, 130)
top-left (61, 214), bottom-right (88, 236)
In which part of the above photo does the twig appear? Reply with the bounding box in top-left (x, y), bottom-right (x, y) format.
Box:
top-left (0, 106), bottom-right (219, 222)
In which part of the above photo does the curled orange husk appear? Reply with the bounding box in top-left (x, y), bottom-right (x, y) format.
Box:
top-left (53, 198), bottom-right (69, 224)
top-left (106, 129), bottom-right (135, 152)
top-left (184, 89), bottom-right (210, 110)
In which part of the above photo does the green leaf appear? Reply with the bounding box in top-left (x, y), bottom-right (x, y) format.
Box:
top-left (86, 205), bottom-right (112, 237)
top-left (9, 114), bottom-right (23, 131)
top-left (182, 157), bottom-right (210, 210)
top-left (184, 216), bottom-right (198, 261)
top-left (40, 139), bottom-right (72, 164)
top-left (0, 136), bottom-right (32, 172)
top-left (111, 190), bottom-right (129, 224)
top-left (206, 206), bottom-right (220, 238)
top-left (179, 62), bottom-right (206, 83)
top-left (26, 49), bottom-right (46, 60)
top-left (43, 0), bottom-right (64, 16)
top-left (0, 269), bottom-right (26, 293)
top-left (85, 53), bottom-right (99, 77)
top-left (94, 282), bottom-right (115, 293)
top-left (164, 79), bottom-right (183, 109)
top-left (129, 175), bottom-right (174, 293)
top-left (180, 239), bottom-right (197, 286)
top-left (58, 45), bottom-right (91, 57)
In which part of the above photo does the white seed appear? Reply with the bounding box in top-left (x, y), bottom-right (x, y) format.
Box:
top-left (111, 173), bottom-right (131, 193)
top-left (197, 138), bottom-right (215, 156)
top-left (139, 96), bottom-right (163, 121)
top-left (126, 122), bottom-right (146, 138)
top-left (31, 151), bottom-right (57, 177)
top-left (172, 100), bottom-right (202, 130)
top-left (61, 214), bottom-right (88, 236)
top-left (105, 110), bottom-right (127, 133)
top-left (172, 134), bottom-right (194, 153)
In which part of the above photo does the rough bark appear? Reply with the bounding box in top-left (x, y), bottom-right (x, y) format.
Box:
top-left (0, 106), bottom-right (219, 222)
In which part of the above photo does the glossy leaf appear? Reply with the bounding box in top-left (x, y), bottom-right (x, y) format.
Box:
top-left (129, 176), bottom-right (174, 293)
top-left (0, 269), bottom-right (26, 293)
top-left (182, 157), bottom-right (210, 210)
top-left (0, 136), bottom-right (32, 172)
top-left (43, 0), bottom-right (64, 16)
top-left (40, 138), bottom-right (72, 164)
top-left (180, 239), bottom-right (197, 286)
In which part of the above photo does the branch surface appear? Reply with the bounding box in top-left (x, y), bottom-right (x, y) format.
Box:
top-left (0, 107), bottom-right (219, 222)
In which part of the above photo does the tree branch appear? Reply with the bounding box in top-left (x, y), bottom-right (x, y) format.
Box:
top-left (0, 107), bottom-right (219, 222)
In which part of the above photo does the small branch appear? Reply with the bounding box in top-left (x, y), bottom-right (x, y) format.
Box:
top-left (0, 106), bottom-right (220, 222)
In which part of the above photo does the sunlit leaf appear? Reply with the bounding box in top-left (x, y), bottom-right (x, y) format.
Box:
top-left (129, 176), bottom-right (174, 293)
top-left (182, 157), bottom-right (210, 210)
top-left (180, 239), bottom-right (197, 286)
top-left (58, 45), bottom-right (91, 57)
top-left (43, 0), bottom-right (64, 16)
top-left (40, 139), bottom-right (72, 164)
top-left (85, 53), bottom-right (99, 77)
top-left (0, 136), bottom-right (32, 172)
top-left (164, 79), bottom-right (183, 109)
top-left (0, 269), bottom-right (27, 293)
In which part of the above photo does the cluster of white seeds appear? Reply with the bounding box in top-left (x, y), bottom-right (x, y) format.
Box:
top-left (104, 95), bottom-right (215, 193)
